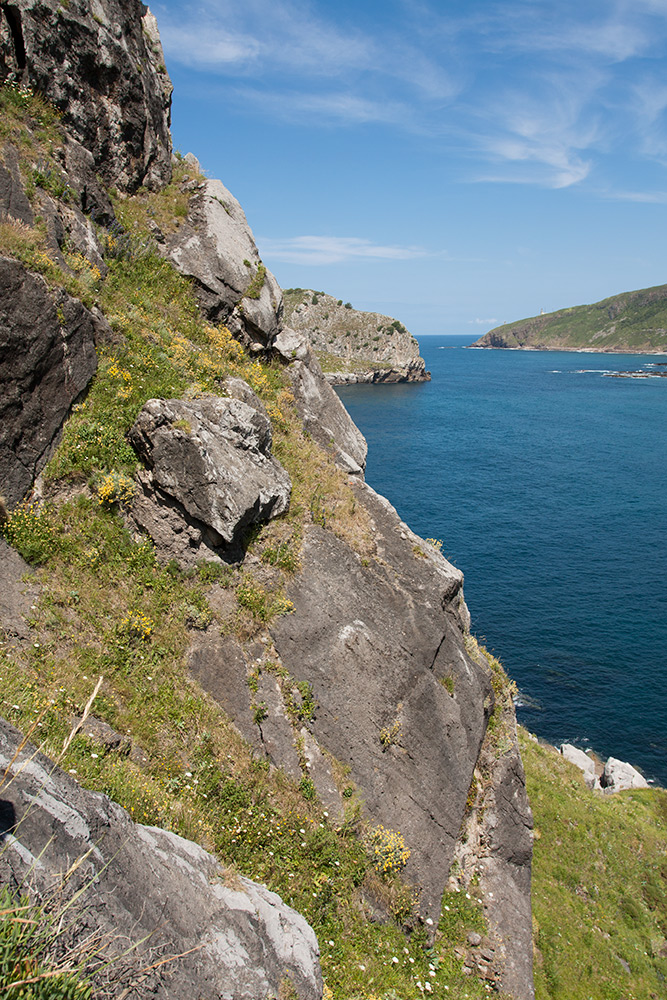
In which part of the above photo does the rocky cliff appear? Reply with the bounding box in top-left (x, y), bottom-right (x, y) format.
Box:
top-left (0, 3), bottom-right (534, 998)
top-left (472, 283), bottom-right (667, 353)
top-left (283, 288), bottom-right (430, 383)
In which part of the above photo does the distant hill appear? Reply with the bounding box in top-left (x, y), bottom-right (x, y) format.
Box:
top-left (472, 283), bottom-right (667, 353)
top-left (283, 288), bottom-right (429, 382)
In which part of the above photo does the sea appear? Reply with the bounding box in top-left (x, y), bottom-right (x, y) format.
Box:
top-left (336, 335), bottom-right (667, 786)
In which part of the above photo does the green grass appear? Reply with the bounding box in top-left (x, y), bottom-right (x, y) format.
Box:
top-left (521, 729), bottom-right (667, 1000)
top-left (481, 284), bottom-right (667, 351)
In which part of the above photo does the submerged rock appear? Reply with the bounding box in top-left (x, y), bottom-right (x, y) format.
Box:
top-left (0, 716), bottom-right (322, 999)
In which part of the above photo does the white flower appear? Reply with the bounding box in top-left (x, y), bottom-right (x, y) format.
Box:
top-left (425, 917), bottom-right (434, 926)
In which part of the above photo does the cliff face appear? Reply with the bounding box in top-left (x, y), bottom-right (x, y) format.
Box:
top-left (472, 283), bottom-right (667, 353)
top-left (0, 0), bottom-right (173, 192)
top-left (0, 4), bottom-right (534, 998)
top-left (283, 288), bottom-right (430, 383)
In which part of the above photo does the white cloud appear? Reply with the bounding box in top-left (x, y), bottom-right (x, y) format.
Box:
top-left (468, 318), bottom-right (499, 325)
top-left (257, 236), bottom-right (428, 266)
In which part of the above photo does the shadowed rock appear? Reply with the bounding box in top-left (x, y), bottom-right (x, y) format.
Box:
top-left (0, 716), bottom-right (322, 999)
top-left (0, 257), bottom-right (105, 507)
top-left (128, 394), bottom-right (291, 566)
top-left (0, 0), bottom-right (172, 192)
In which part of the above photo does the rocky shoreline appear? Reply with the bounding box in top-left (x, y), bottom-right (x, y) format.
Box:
top-left (557, 741), bottom-right (653, 791)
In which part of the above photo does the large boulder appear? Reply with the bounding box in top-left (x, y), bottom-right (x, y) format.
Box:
top-left (166, 177), bottom-right (283, 343)
top-left (0, 717), bottom-right (322, 999)
top-left (128, 394), bottom-right (291, 566)
top-left (0, 0), bottom-right (173, 192)
top-left (0, 257), bottom-right (105, 507)
top-left (601, 756), bottom-right (649, 793)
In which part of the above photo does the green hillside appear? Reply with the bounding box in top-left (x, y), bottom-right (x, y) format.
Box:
top-left (473, 284), bottom-right (667, 352)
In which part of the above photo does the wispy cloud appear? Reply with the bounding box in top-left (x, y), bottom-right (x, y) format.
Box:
top-left (155, 0), bottom-right (667, 195)
top-left (257, 236), bottom-right (428, 266)
top-left (468, 318), bottom-right (499, 326)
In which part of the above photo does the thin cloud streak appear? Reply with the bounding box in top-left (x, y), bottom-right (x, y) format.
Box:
top-left (257, 236), bottom-right (429, 266)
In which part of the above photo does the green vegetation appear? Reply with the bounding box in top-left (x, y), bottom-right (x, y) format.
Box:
top-left (476, 284), bottom-right (667, 352)
top-left (2, 82), bottom-right (666, 1000)
top-left (521, 730), bottom-right (667, 1000)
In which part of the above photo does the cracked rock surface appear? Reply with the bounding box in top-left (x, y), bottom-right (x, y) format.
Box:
top-left (0, 717), bottom-right (322, 999)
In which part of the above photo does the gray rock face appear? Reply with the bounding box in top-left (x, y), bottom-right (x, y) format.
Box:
top-left (0, 257), bottom-right (104, 507)
top-left (0, 0), bottom-right (173, 192)
top-left (273, 329), bottom-right (367, 474)
top-left (270, 481), bottom-right (492, 923)
top-left (0, 717), bottom-right (322, 1000)
top-left (283, 289), bottom-right (429, 382)
top-left (128, 394), bottom-right (291, 565)
top-left (166, 177), bottom-right (283, 343)
top-left (601, 756), bottom-right (649, 793)
top-left (0, 538), bottom-right (37, 640)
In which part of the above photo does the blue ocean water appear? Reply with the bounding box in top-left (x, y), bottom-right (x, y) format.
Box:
top-left (337, 336), bottom-right (667, 785)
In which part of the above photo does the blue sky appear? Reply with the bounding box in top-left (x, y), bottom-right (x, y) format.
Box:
top-left (152, 0), bottom-right (667, 335)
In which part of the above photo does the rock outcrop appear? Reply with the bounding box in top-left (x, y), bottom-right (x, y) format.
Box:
top-left (0, 0), bottom-right (173, 192)
top-left (166, 173), bottom-right (283, 346)
top-left (0, 256), bottom-right (104, 507)
top-left (283, 288), bottom-right (430, 382)
top-left (559, 743), bottom-right (650, 793)
top-left (0, 717), bottom-right (322, 1000)
top-left (128, 394), bottom-right (292, 566)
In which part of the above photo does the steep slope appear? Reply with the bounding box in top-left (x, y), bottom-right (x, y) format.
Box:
top-left (0, 4), bottom-right (534, 998)
top-left (472, 283), bottom-right (667, 353)
top-left (283, 288), bottom-right (430, 382)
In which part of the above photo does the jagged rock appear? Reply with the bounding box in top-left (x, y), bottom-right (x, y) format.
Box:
top-left (0, 716), bottom-right (322, 999)
top-left (0, 0), bottom-right (172, 192)
top-left (128, 395), bottom-right (291, 566)
top-left (166, 177), bottom-right (283, 343)
top-left (0, 538), bottom-right (37, 640)
top-left (274, 332), bottom-right (367, 473)
top-left (270, 480), bottom-right (493, 925)
top-left (0, 256), bottom-right (106, 507)
top-left (283, 288), bottom-right (430, 382)
top-left (0, 144), bottom-right (33, 224)
top-left (601, 756), bottom-right (649, 793)
top-left (560, 743), bottom-right (600, 790)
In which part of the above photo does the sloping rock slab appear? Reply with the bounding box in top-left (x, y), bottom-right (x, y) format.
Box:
top-left (0, 257), bottom-right (105, 507)
top-left (271, 481), bottom-right (491, 923)
top-left (0, 717), bottom-right (321, 999)
top-left (166, 177), bottom-right (283, 342)
top-left (128, 395), bottom-right (291, 566)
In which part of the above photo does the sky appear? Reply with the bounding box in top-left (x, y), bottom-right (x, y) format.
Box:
top-left (152, 0), bottom-right (667, 336)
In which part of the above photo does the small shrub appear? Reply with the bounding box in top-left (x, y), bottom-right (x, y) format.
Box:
top-left (299, 775), bottom-right (316, 800)
top-left (365, 825), bottom-right (411, 877)
top-left (97, 471), bottom-right (135, 509)
top-left (379, 718), bottom-right (401, 748)
top-left (1, 501), bottom-right (56, 565)
top-left (119, 611), bottom-right (154, 641)
top-left (243, 263), bottom-right (267, 300)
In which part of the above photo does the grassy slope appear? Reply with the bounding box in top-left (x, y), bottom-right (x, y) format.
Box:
top-left (1, 84), bottom-right (666, 999)
top-left (520, 730), bottom-right (667, 1000)
top-left (474, 285), bottom-right (667, 352)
